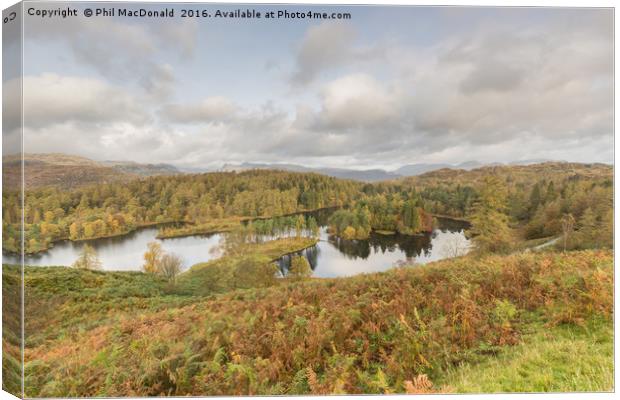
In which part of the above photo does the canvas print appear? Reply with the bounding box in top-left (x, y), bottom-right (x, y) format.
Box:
top-left (1, 1), bottom-right (614, 397)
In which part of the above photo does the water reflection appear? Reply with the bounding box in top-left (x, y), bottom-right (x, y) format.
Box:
top-left (4, 211), bottom-right (470, 278)
top-left (3, 228), bottom-right (224, 271)
top-left (275, 216), bottom-right (470, 278)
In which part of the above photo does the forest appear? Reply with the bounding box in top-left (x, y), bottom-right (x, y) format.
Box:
top-left (327, 194), bottom-right (434, 240)
top-left (3, 162), bottom-right (613, 255)
top-left (2, 170), bottom-right (361, 254)
top-left (2, 161), bottom-right (614, 396)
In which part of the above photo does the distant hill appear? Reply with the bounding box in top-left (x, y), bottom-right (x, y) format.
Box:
top-left (401, 161), bottom-right (613, 188)
top-left (219, 162), bottom-right (400, 182)
top-left (394, 163), bottom-right (451, 176)
top-left (101, 160), bottom-right (180, 177)
top-left (4, 153), bottom-right (606, 190)
top-left (218, 160), bottom-right (555, 182)
top-left (2, 153), bottom-right (181, 190)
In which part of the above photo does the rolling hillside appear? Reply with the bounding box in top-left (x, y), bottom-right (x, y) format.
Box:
top-left (11, 249), bottom-right (613, 396)
top-left (403, 162), bottom-right (613, 188)
top-left (2, 153), bottom-right (181, 190)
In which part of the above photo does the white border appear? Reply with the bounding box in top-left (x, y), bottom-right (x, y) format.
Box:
top-left (0, 1), bottom-right (616, 400)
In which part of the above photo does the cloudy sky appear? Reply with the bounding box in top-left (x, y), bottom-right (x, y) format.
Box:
top-left (6, 4), bottom-right (614, 169)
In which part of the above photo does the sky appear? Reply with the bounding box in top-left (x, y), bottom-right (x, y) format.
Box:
top-left (4, 3), bottom-right (614, 170)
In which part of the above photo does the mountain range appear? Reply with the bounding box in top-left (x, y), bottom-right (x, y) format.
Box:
top-left (3, 154), bottom-right (182, 190)
top-left (216, 160), bottom-right (552, 182)
top-left (3, 153), bottom-right (559, 189)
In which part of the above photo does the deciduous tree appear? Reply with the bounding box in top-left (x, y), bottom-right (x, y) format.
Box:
top-left (143, 241), bottom-right (163, 274)
top-left (72, 244), bottom-right (102, 270)
top-left (288, 255), bottom-right (313, 280)
top-left (469, 176), bottom-right (513, 254)
top-left (160, 252), bottom-right (183, 283)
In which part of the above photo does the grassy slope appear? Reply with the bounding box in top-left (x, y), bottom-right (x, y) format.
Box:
top-left (17, 249), bottom-right (612, 397)
top-left (2, 265), bottom-right (22, 397)
top-left (441, 316), bottom-right (613, 393)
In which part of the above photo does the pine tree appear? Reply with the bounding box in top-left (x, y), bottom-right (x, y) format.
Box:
top-left (546, 181), bottom-right (557, 203)
top-left (307, 216), bottom-right (319, 238)
top-left (528, 183), bottom-right (542, 217)
top-left (295, 215), bottom-right (305, 238)
top-left (401, 200), bottom-right (420, 234)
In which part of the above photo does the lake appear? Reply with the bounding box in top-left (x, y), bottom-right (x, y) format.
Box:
top-left (4, 211), bottom-right (470, 278)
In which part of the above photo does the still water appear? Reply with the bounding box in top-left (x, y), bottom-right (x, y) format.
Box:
top-left (4, 211), bottom-right (470, 278)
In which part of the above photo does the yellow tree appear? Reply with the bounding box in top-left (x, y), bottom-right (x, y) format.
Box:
top-left (342, 226), bottom-right (357, 240)
top-left (142, 241), bottom-right (163, 274)
top-left (72, 244), bottom-right (102, 270)
top-left (44, 211), bottom-right (55, 224)
top-left (69, 222), bottom-right (80, 240)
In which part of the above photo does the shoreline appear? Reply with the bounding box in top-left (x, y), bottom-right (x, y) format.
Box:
top-left (7, 220), bottom-right (183, 257)
top-left (11, 207), bottom-right (339, 257)
top-left (156, 206), bottom-right (339, 239)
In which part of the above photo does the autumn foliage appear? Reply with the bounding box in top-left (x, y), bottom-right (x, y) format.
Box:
top-left (18, 249), bottom-right (612, 396)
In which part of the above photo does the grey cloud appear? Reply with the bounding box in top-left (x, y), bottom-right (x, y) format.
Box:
top-left (459, 59), bottom-right (525, 94)
top-left (141, 64), bottom-right (176, 100)
top-left (24, 15), bottom-right (196, 99)
top-left (291, 22), bottom-right (356, 85)
top-left (19, 9), bottom-right (613, 168)
top-left (155, 19), bottom-right (199, 58)
top-left (19, 74), bottom-right (149, 129)
top-left (401, 16), bottom-right (613, 154)
top-left (283, 13), bottom-right (612, 162)
top-left (161, 97), bottom-right (239, 124)
top-left (291, 21), bottom-right (383, 86)
top-left (313, 74), bottom-right (401, 131)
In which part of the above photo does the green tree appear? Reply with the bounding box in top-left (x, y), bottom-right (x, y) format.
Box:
top-left (232, 256), bottom-right (278, 288)
top-left (469, 176), bottom-right (513, 254)
top-left (295, 215), bottom-right (305, 238)
top-left (576, 207), bottom-right (598, 249)
top-left (546, 181), bottom-right (557, 203)
top-left (528, 183), bottom-right (542, 217)
top-left (72, 244), bottom-right (102, 270)
top-left (400, 200), bottom-right (420, 234)
top-left (307, 216), bottom-right (319, 238)
top-left (288, 255), bottom-right (313, 280)
top-left (599, 208), bottom-right (613, 248)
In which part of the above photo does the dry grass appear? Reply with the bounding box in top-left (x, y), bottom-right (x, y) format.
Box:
top-left (14, 249), bottom-right (613, 397)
